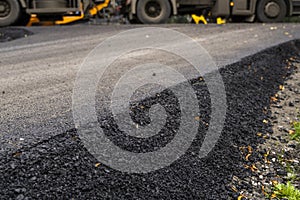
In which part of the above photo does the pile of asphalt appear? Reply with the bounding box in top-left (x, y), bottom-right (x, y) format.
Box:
top-left (0, 41), bottom-right (299, 199)
top-left (0, 28), bottom-right (33, 42)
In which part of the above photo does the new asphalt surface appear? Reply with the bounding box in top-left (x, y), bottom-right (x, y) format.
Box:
top-left (0, 24), bottom-right (300, 199)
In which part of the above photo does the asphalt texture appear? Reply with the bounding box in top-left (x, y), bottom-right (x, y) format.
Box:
top-left (0, 28), bottom-right (33, 43)
top-left (1, 24), bottom-right (300, 154)
top-left (0, 24), bottom-right (300, 199)
top-left (1, 40), bottom-right (299, 199)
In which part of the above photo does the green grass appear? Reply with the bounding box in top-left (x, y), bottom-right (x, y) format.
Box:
top-left (291, 122), bottom-right (300, 142)
top-left (273, 182), bottom-right (300, 200)
top-left (286, 163), bottom-right (297, 182)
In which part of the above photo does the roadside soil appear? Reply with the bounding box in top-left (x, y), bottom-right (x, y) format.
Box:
top-left (229, 41), bottom-right (300, 199)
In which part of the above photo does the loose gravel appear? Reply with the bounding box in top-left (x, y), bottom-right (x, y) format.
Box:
top-left (230, 51), bottom-right (300, 199)
top-left (0, 40), bottom-right (299, 199)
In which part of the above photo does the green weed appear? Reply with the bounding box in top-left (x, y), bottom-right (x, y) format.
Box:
top-left (272, 182), bottom-right (300, 200)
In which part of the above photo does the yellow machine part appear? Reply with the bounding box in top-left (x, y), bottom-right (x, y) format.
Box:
top-left (191, 14), bottom-right (226, 25)
top-left (89, 0), bottom-right (110, 16)
top-left (27, 0), bottom-right (110, 26)
top-left (191, 14), bottom-right (207, 24)
top-left (55, 12), bottom-right (85, 25)
top-left (27, 14), bottom-right (54, 26)
top-left (216, 17), bottom-right (226, 24)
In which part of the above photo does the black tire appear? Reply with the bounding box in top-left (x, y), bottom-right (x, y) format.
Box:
top-left (14, 12), bottom-right (31, 26)
top-left (129, 16), bottom-right (142, 24)
top-left (0, 0), bottom-right (21, 26)
top-left (230, 16), bottom-right (246, 23)
top-left (136, 0), bottom-right (171, 24)
top-left (256, 0), bottom-right (287, 22)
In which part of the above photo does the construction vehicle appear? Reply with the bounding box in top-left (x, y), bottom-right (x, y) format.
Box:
top-left (0, 0), bottom-right (300, 26)
top-left (124, 0), bottom-right (300, 23)
top-left (0, 0), bottom-right (112, 26)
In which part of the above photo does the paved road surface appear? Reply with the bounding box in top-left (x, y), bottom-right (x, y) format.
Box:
top-left (0, 23), bottom-right (300, 154)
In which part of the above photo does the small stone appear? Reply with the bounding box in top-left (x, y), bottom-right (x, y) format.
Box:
top-left (271, 136), bottom-right (278, 141)
top-left (252, 181), bottom-right (258, 186)
top-left (266, 172), bottom-right (275, 177)
top-left (14, 188), bottom-right (22, 193)
top-left (277, 170), bottom-right (287, 176)
top-left (283, 128), bottom-right (289, 133)
top-left (263, 134), bottom-right (270, 139)
top-left (292, 159), bottom-right (299, 164)
top-left (16, 194), bottom-right (24, 200)
top-left (287, 144), bottom-right (296, 148)
top-left (232, 176), bottom-right (239, 182)
top-left (277, 126), bottom-right (284, 131)
top-left (280, 138), bottom-right (288, 143)
top-left (10, 162), bottom-right (16, 169)
top-left (264, 165), bottom-right (269, 169)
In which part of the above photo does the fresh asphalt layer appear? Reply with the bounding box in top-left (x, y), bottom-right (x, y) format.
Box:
top-left (1, 23), bottom-right (300, 153)
top-left (0, 24), bottom-right (300, 198)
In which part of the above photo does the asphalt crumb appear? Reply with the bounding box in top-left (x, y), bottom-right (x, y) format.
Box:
top-left (0, 40), bottom-right (299, 199)
top-left (0, 28), bottom-right (33, 43)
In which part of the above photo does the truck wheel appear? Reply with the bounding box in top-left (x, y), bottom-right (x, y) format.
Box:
top-left (0, 0), bottom-right (21, 26)
top-left (256, 0), bottom-right (287, 22)
top-left (14, 11), bottom-right (31, 26)
top-left (137, 0), bottom-right (171, 24)
top-left (129, 17), bottom-right (142, 24)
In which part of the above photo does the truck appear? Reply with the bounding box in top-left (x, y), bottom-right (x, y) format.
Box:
top-left (126, 0), bottom-right (300, 23)
top-left (0, 0), bottom-right (112, 26)
top-left (1, 0), bottom-right (300, 26)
